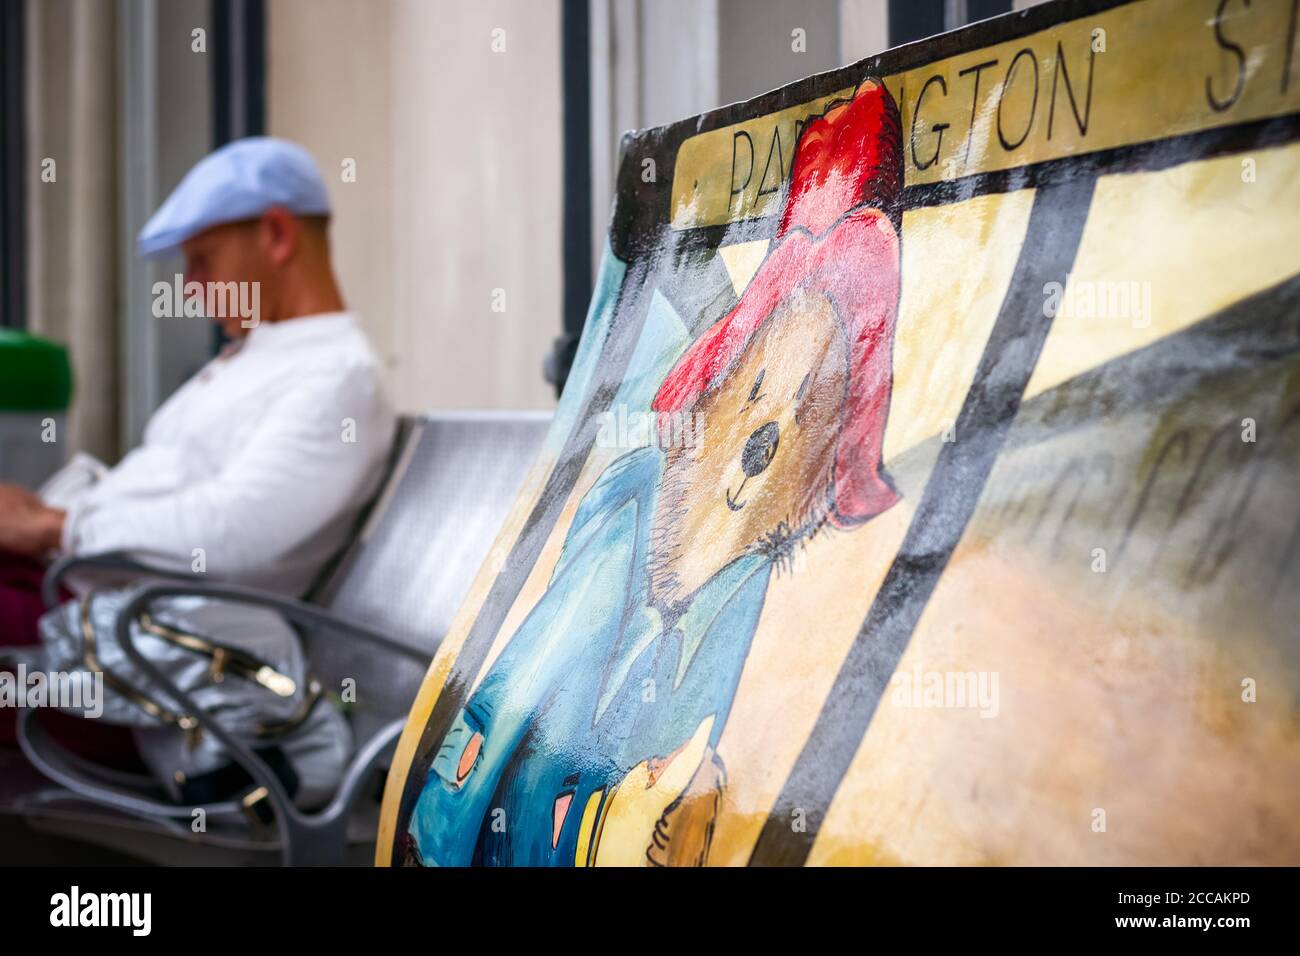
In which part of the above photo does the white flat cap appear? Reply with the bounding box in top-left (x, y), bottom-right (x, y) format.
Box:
top-left (137, 137), bottom-right (332, 258)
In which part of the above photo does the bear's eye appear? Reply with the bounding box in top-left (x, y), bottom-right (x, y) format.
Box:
top-left (747, 368), bottom-right (766, 404)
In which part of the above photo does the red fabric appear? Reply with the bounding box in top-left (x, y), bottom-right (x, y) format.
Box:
top-left (0, 550), bottom-right (142, 767)
top-left (0, 550), bottom-right (52, 646)
top-left (651, 80), bottom-right (903, 527)
top-left (0, 549), bottom-right (61, 746)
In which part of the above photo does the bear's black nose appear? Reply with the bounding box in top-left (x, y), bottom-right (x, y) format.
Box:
top-left (741, 421), bottom-right (780, 477)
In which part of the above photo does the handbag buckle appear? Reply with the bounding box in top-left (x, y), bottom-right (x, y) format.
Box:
top-left (240, 785), bottom-right (274, 826)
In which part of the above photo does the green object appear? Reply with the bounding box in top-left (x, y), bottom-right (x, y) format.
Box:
top-left (0, 330), bottom-right (73, 412)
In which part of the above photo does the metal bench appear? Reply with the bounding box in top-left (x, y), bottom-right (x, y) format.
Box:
top-left (0, 410), bottom-right (549, 865)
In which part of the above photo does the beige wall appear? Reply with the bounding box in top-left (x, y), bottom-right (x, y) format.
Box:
top-left (25, 0), bottom-right (119, 461)
top-left (267, 0), bottom-right (562, 413)
top-left (839, 0), bottom-right (888, 64)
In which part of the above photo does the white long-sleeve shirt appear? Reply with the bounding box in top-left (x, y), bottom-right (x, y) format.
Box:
top-left (61, 312), bottom-right (395, 596)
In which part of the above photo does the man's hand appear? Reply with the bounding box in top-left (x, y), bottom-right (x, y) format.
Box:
top-left (0, 482), bottom-right (44, 515)
top-left (0, 483), bottom-right (65, 557)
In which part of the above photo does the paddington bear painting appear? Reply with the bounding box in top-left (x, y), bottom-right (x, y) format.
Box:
top-left (406, 81), bottom-right (902, 866)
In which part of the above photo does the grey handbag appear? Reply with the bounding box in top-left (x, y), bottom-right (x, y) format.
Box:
top-left (17, 588), bottom-right (352, 811)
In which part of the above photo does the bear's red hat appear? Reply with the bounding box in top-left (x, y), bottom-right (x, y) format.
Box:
top-left (652, 79), bottom-right (903, 528)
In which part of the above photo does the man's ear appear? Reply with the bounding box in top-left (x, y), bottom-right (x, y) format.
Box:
top-left (259, 206), bottom-right (301, 267)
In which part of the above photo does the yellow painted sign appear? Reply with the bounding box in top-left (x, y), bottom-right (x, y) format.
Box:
top-left (671, 0), bottom-right (1300, 229)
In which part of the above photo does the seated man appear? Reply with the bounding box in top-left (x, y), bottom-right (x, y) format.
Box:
top-left (0, 137), bottom-right (395, 650)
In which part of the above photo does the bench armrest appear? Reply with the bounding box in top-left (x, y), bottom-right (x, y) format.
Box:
top-left (42, 550), bottom-right (203, 610)
top-left (116, 580), bottom-right (428, 662)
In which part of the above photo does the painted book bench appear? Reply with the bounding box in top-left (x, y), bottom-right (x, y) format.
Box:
top-left (380, 0), bottom-right (1300, 866)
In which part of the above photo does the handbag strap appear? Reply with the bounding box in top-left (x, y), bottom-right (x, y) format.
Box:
top-left (138, 611), bottom-right (297, 697)
top-left (79, 590), bottom-right (189, 728)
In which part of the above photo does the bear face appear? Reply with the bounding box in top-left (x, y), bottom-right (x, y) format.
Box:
top-left (649, 287), bottom-right (850, 610)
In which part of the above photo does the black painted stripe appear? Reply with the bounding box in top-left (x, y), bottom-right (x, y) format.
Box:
top-left (748, 173), bottom-right (1098, 866)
